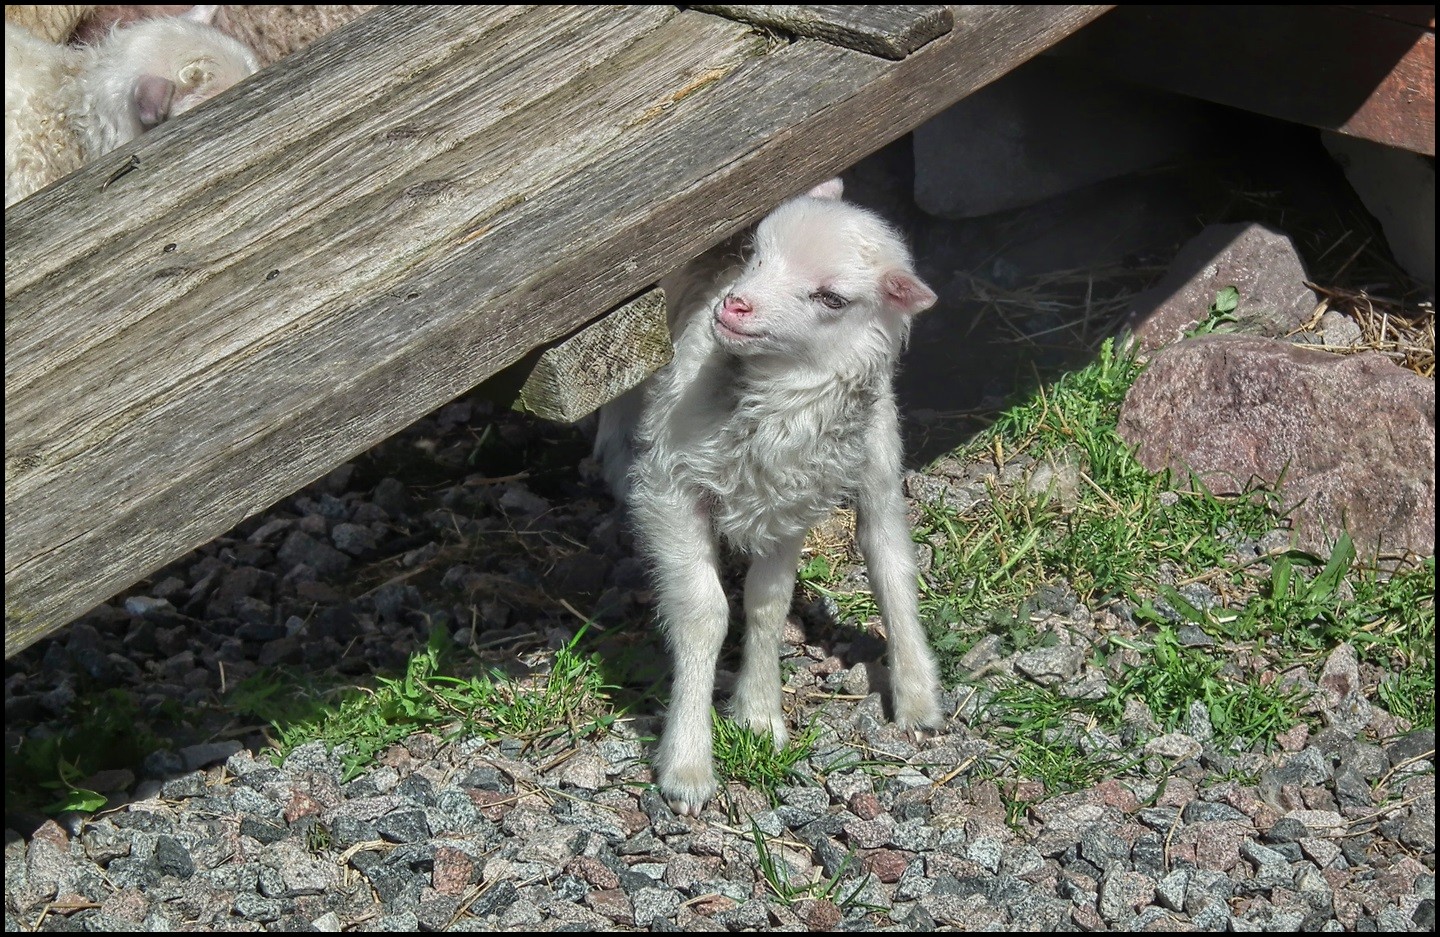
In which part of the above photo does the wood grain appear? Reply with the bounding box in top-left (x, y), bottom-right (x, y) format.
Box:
top-left (5, 4), bottom-right (1111, 655)
top-left (694, 4), bottom-right (953, 58)
top-left (514, 288), bottom-right (670, 423)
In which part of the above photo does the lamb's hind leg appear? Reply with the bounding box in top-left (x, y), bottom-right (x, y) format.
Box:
top-left (729, 534), bottom-right (805, 746)
top-left (640, 493), bottom-right (730, 816)
top-left (856, 410), bottom-right (943, 732)
top-left (858, 494), bottom-right (942, 731)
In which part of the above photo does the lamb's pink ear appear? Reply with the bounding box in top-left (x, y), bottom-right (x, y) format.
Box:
top-left (183, 5), bottom-right (221, 25)
top-left (882, 269), bottom-right (937, 316)
top-left (807, 177), bottom-right (844, 200)
top-left (134, 76), bottom-right (176, 127)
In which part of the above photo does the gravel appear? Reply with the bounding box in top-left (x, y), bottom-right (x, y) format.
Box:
top-left (5, 137), bottom-right (1435, 931)
top-left (4, 386), bottom-right (1433, 933)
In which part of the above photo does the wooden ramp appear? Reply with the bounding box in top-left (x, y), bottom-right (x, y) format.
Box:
top-left (4, 4), bottom-right (1111, 656)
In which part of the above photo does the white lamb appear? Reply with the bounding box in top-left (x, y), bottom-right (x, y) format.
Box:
top-left (74, 5), bottom-right (376, 68)
top-left (598, 179), bottom-right (945, 815)
top-left (5, 4), bottom-right (257, 206)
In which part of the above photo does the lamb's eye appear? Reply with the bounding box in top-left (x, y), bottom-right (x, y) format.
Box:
top-left (179, 65), bottom-right (209, 89)
top-left (811, 289), bottom-right (848, 310)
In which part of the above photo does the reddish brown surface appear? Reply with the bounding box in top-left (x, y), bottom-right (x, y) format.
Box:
top-left (1053, 5), bottom-right (1436, 156)
top-left (1347, 29), bottom-right (1434, 154)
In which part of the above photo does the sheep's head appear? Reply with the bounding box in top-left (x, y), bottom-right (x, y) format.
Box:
top-left (713, 179), bottom-right (936, 375)
top-left (103, 6), bottom-right (259, 130)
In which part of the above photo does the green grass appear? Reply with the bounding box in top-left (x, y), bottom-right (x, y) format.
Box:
top-left (270, 622), bottom-right (619, 782)
top-left (749, 821), bottom-right (882, 911)
top-left (711, 711), bottom-right (823, 805)
top-left (800, 330), bottom-right (1436, 804)
top-left (800, 551), bottom-right (881, 626)
top-left (1097, 624), bottom-right (1309, 743)
top-left (902, 338), bottom-right (1283, 672)
top-left (981, 679), bottom-right (1135, 793)
top-left (5, 687), bottom-right (171, 815)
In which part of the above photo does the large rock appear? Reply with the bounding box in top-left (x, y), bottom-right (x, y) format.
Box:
top-left (1125, 223), bottom-right (1319, 353)
top-left (1117, 335), bottom-right (1435, 557)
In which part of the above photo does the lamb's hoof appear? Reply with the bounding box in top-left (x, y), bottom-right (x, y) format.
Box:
top-left (658, 765), bottom-right (717, 817)
top-left (907, 724), bottom-right (939, 745)
top-left (892, 686), bottom-right (943, 737)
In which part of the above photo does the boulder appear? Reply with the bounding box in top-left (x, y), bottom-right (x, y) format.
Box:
top-left (1117, 335), bottom-right (1435, 557)
top-left (1125, 223), bottom-right (1319, 353)
top-left (1322, 132), bottom-right (1435, 293)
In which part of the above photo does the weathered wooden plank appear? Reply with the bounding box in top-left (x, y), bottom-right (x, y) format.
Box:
top-left (694, 4), bottom-right (953, 59)
top-left (5, 4), bottom-right (1111, 656)
top-left (7, 4), bottom-right (738, 652)
top-left (1340, 6), bottom-right (1436, 29)
top-left (1051, 4), bottom-right (1435, 156)
top-left (513, 287), bottom-right (670, 423)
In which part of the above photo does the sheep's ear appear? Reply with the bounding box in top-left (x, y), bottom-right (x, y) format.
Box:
top-left (184, 5), bottom-right (221, 25)
top-left (134, 76), bottom-right (176, 127)
top-left (807, 177), bottom-right (844, 200)
top-left (882, 269), bottom-right (937, 316)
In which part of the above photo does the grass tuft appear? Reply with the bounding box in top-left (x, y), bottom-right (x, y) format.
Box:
top-left (711, 712), bottom-right (822, 805)
top-left (799, 329), bottom-right (1435, 811)
top-left (272, 622), bottom-right (618, 782)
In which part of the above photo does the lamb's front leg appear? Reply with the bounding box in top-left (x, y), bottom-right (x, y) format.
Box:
top-left (729, 534), bottom-right (806, 747)
top-left (637, 491), bottom-right (730, 816)
top-left (856, 407), bottom-right (943, 732)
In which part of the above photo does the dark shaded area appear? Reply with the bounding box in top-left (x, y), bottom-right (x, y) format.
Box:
top-left (1048, 5), bottom-right (1436, 156)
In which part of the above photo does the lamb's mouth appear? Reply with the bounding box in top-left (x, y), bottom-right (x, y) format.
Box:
top-left (713, 316), bottom-right (763, 341)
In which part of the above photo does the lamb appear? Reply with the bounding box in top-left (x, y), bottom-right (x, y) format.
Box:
top-left (5, 4), bottom-right (258, 206)
top-left (598, 178), bottom-right (945, 815)
top-left (74, 5), bottom-right (375, 68)
top-left (4, 5), bottom-right (95, 44)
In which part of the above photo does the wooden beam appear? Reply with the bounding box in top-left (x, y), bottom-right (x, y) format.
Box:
top-left (693, 5), bottom-right (954, 59)
top-left (511, 287), bottom-right (670, 423)
top-left (4, 4), bottom-right (1111, 656)
top-left (1050, 4), bottom-right (1436, 157)
top-left (1341, 6), bottom-right (1436, 30)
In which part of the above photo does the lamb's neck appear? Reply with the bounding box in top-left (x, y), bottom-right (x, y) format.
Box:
top-left (733, 348), bottom-right (892, 402)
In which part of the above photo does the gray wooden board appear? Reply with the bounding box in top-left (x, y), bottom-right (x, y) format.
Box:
top-left (694, 4), bottom-right (954, 59)
top-left (514, 287), bottom-right (670, 423)
top-left (4, 4), bottom-right (1112, 655)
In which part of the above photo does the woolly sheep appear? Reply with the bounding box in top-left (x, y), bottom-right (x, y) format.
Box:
top-left (5, 5), bottom-right (257, 205)
top-left (75, 5), bottom-right (375, 67)
top-left (4, 5), bottom-right (95, 44)
top-left (597, 179), bottom-right (944, 815)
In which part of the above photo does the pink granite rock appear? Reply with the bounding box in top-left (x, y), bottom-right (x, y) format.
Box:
top-left (1126, 223), bottom-right (1319, 353)
top-left (1117, 334), bottom-right (1435, 556)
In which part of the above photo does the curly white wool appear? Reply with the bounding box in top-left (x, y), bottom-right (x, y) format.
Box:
top-left (598, 179), bottom-right (945, 815)
top-left (5, 6), bottom-right (257, 206)
top-left (4, 5), bottom-right (95, 44)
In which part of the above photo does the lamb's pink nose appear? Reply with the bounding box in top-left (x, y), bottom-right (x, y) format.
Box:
top-left (721, 294), bottom-right (753, 318)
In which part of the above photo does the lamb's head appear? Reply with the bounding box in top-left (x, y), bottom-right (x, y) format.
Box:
top-left (90, 5), bottom-right (258, 136)
top-left (713, 179), bottom-right (936, 374)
